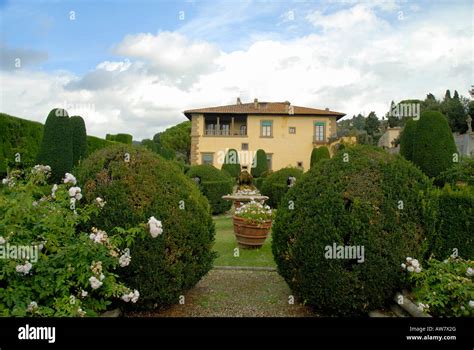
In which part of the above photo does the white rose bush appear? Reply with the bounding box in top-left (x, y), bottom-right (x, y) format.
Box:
top-left (0, 166), bottom-right (160, 316)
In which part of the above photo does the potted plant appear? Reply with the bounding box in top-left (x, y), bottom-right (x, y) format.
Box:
top-left (232, 201), bottom-right (274, 248)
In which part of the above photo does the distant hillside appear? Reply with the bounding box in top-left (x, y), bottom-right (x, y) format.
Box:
top-left (0, 112), bottom-right (115, 176)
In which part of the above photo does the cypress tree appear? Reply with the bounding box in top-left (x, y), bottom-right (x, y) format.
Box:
top-left (310, 146), bottom-right (330, 168)
top-left (36, 108), bottom-right (73, 182)
top-left (399, 118), bottom-right (417, 162)
top-left (251, 149), bottom-right (268, 178)
top-left (70, 116), bottom-right (87, 166)
top-left (221, 149), bottom-right (240, 178)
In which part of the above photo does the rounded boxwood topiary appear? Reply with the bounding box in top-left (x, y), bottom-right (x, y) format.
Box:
top-left (36, 108), bottom-right (73, 182)
top-left (260, 167), bottom-right (303, 208)
top-left (412, 111), bottom-right (458, 178)
top-left (272, 145), bottom-right (434, 316)
top-left (70, 116), bottom-right (88, 166)
top-left (221, 149), bottom-right (240, 178)
top-left (251, 149), bottom-right (268, 178)
top-left (399, 118), bottom-right (417, 162)
top-left (310, 146), bottom-right (330, 168)
top-left (187, 164), bottom-right (233, 214)
top-left (76, 144), bottom-right (216, 309)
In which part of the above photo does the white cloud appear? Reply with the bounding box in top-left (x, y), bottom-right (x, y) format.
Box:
top-left (0, 3), bottom-right (472, 140)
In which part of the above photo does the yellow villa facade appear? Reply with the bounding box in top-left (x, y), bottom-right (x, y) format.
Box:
top-left (184, 99), bottom-right (346, 172)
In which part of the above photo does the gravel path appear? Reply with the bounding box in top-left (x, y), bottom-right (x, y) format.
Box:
top-left (129, 269), bottom-right (317, 317)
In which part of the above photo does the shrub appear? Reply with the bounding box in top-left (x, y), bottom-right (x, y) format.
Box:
top-left (105, 134), bottom-right (133, 144)
top-left (36, 109), bottom-right (73, 182)
top-left (399, 118), bottom-right (417, 162)
top-left (272, 146), bottom-right (434, 316)
top-left (435, 158), bottom-right (474, 188)
top-left (221, 149), bottom-right (240, 178)
top-left (251, 149), bottom-right (268, 178)
top-left (0, 166), bottom-right (146, 316)
top-left (260, 167), bottom-right (303, 208)
top-left (187, 164), bottom-right (233, 215)
top-left (408, 256), bottom-right (474, 317)
top-left (70, 116), bottom-right (88, 166)
top-left (86, 136), bottom-right (116, 155)
top-left (412, 111), bottom-right (458, 178)
top-left (310, 146), bottom-right (330, 168)
top-left (429, 186), bottom-right (474, 260)
top-left (0, 113), bottom-right (43, 177)
top-left (76, 145), bottom-right (216, 309)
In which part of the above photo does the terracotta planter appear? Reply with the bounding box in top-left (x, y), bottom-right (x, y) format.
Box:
top-left (232, 215), bottom-right (272, 249)
top-left (234, 201), bottom-right (242, 209)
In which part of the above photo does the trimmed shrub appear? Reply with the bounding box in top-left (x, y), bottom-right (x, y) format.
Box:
top-left (70, 116), bottom-right (88, 166)
top-left (36, 109), bottom-right (73, 182)
top-left (272, 146), bottom-right (434, 316)
top-left (0, 113), bottom-right (43, 176)
top-left (86, 136), bottom-right (116, 155)
top-left (260, 167), bottom-right (303, 208)
top-left (105, 133), bottom-right (133, 144)
top-left (399, 118), bottom-right (417, 162)
top-left (412, 111), bottom-right (458, 178)
top-left (187, 164), bottom-right (233, 214)
top-left (221, 149), bottom-right (240, 178)
top-left (310, 146), bottom-right (330, 168)
top-left (429, 186), bottom-right (474, 260)
top-left (76, 145), bottom-right (216, 309)
top-left (435, 158), bottom-right (474, 188)
top-left (251, 149), bottom-right (268, 178)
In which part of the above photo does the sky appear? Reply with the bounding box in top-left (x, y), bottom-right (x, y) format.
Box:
top-left (0, 0), bottom-right (472, 140)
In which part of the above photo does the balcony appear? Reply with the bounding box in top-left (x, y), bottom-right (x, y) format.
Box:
top-left (204, 114), bottom-right (247, 137)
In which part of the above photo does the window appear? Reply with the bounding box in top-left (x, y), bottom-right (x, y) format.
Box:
top-left (221, 124), bottom-right (230, 136)
top-left (240, 125), bottom-right (247, 136)
top-left (297, 161), bottom-right (303, 168)
top-left (314, 122), bottom-right (325, 142)
top-left (206, 124), bottom-right (215, 135)
top-left (261, 120), bottom-right (273, 137)
top-left (289, 127), bottom-right (296, 134)
top-left (202, 153), bottom-right (213, 165)
top-left (266, 154), bottom-right (273, 170)
top-left (241, 143), bottom-right (249, 150)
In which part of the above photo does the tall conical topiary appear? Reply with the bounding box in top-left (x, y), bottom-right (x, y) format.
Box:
top-left (310, 146), bottom-right (330, 168)
top-left (412, 111), bottom-right (458, 178)
top-left (221, 148), bottom-right (240, 178)
top-left (251, 149), bottom-right (268, 178)
top-left (36, 108), bottom-right (73, 182)
top-left (399, 118), bottom-right (417, 162)
top-left (70, 116), bottom-right (87, 166)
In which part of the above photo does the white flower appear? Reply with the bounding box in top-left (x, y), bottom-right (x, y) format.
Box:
top-left (51, 184), bottom-right (58, 198)
top-left (469, 300), bottom-right (474, 308)
top-left (406, 257), bottom-right (413, 262)
top-left (69, 295), bottom-right (76, 305)
top-left (131, 290), bottom-right (139, 303)
top-left (89, 276), bottom-right (103, 290)
top-left (80, 290), bottom-right (88, 298)
top-left (77, 308), bottom-right (86, 317)
top-left (0, 236), bottom-right (5, 245)
top-left (89, 228), bottom-right (108, 244)
top-left (121, 290), bottom-right (140, 303)
top-left (16, 262), bottom-right (32, 275)
top-left (68, 187), bottom-right (82, 200)
top-left (467, 267), bottom-right (474, 277)
top-left (414, 267), bottom-right (422, 273)
top-left (407, 266), bottom-right (415, 272)
top-left (417, 303), bottom-right (429, 312)
top-left (63, 173), bottom-right (77, 185)
top-left (95, 197), bottom-right (106, 208)
top-left (2, 177), bottom-right (15, 188)
top-left (99, 273), bottom-right (105, 281)
top-left (119, 249), bottom-right (131, 267)
top-left (148, 216), bottom-right (163, 238)
top-left (27, 301), bottom-right (38, 313)
top-left (411, 259), bottom-right (420, 268)
top-left (401, 263), bottom-right (406, 269)
top-left (32, 165), bottom-right (51, 176)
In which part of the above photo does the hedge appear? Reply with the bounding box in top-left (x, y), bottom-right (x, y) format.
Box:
top-left (36, 109), bottom-right (73, 182)
top-left (251, 149), bottom-right (268, 178)
top-left (412, 111), bottom-right (458, 178)
top-left (260, 167), bottom-right (303, 208)
top-left (70, 116), bottom-right (88, 166)
top-left (0, 113), bottom-right (43, 176)
top-left (76, 145), bottom-right (216, 309)
top-left (86, 136), bottom-right (117, 155)
top-left (435, 158), bottom-right (474, 188)
top-left (399, 118), bottom-right (417, 162)
top-left (106, 133), bottom-right (133, 144)
top-left (272, 145), bottom-right (434, 316)
top-left (310, 146), bottom-right (330, 168)
top-left (429, 186), bottom-right (474, 260)
top-left (187, 164), bottom-right (233, 214)
top-left (221, 149), bottom-right (241, 178)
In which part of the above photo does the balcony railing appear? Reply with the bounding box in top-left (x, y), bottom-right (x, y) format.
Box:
top-left (205, 127), bottom-right (247, 137)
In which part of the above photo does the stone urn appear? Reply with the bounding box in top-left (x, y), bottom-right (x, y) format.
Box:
top-left (232, 216), bottom-right (272, 249)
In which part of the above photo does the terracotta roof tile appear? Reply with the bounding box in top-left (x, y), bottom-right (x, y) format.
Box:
top-left (184, 102), bottom-right (345, 120)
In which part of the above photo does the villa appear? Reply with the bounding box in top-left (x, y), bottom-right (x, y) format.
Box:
top-left (184, 98), bottom-right (346, 171)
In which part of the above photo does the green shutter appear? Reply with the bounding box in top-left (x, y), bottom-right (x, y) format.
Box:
top-left (262, 121), bottom-right (272, 126)
top-left (314, 121), bottom-right (325, 126)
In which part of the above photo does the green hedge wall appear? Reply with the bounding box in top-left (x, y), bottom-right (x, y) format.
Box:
top-left (251, 149), bottom-right (268, 178)
top-left (221, 149), bottom-right (241, 178)
top-left (70, 116), bottom-right (88, 166)
top-left (310, 146), bottom-right (330, 168)
top-left (429, 186), bottom-right (474, 260)
top-left (106, 133), bottom-right (133, 144)
top-left (261, 167), bottom-right (304, 208)
top-left (0, 113), bottom-right (43, 176)
top-left (435, 158), bottom-right (474, 188)
top-left (86, 136), bottom-right (117, 156)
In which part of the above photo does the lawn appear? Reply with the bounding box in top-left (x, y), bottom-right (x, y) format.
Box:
top-left (212, 215), bottom-right (276, 267)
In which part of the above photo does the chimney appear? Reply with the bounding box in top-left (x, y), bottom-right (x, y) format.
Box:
top-left (284, 101), bottom-right (290, 113)
top-left (325, 107), bottom-right (330, 111)
top-left (254, 98), bottom-right (258, 109)
top-left (236, 97), bottom-right (242, 105)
